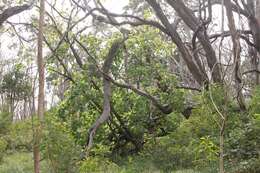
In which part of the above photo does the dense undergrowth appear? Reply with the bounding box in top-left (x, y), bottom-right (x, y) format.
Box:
top-left (0, 86), bottom-right (259, 173)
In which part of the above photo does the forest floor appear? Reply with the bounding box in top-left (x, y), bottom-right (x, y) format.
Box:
top-left (0, 152), bottom-right (49, 173)
top-left (0, 152), bottom-right (207, 173)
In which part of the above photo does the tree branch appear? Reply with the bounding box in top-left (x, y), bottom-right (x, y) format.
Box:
top-left (0, 4), bottom-right (31, 26)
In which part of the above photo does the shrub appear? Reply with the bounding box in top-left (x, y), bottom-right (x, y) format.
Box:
top-left (7, 120), bottom-right (32, 151)
top-left (249, 86), bottom-right (260, 115)
top-left (0, 110), bottom-right (11, 135)
top-left (0, 152), bottom-right (50, 173)
top-left (79, 157), bottom-right (120, 173)
top-left (0, 137), bottom-right (7, 161)
top-left (42, 114), bottom-right (81, 173)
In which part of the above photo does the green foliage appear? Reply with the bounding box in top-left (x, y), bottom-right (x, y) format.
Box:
top-left (0, 110), bottom-right (11, 161)
top-left (249, 86), bottom-right (260, 115)
top-left (226, 113), bottom-right (260, 172)
top-left (1, 22), bottom-right (259, 173)
top-left (125, 26), bottom-right (175, 89)
top-left (0, 64), bottom-right (32, 101)
top-left (235, 158), bottom-right (260, 173)
top-left (0, 110), bottom-right (12, 135)
top-left (193, 136), bottom-right (218, 169)
top-left (1, 1), bottom-right (260, 172)
top-left (0, 152), bottom-right (50, 173)
top-left (42, 113), bottom-right (81, 173)
top-left (79, 157), bottom-right (120, 173)
top-left (0, 137), bottom-right (8, 161)
top-left (7, 120), bottom-right (32, 151)
top-left (54, 80), bottom-right (108, 147)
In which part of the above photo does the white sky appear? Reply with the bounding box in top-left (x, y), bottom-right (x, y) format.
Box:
top-left (0, 0), bottom-right (129, 58)
top-left (104, 0), bottom-right (128, 13)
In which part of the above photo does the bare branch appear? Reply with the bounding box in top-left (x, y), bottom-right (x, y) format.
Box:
top-left (0, 3), bottom-right (33, 26)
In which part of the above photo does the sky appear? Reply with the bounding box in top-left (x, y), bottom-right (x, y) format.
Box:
top-left (104, 0), bottom-right (128, 13)
top-left (0, 0), bottom-right (129, 59)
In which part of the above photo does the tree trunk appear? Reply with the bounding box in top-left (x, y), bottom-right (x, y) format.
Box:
top-left (33, 0), bottom-right (45, 172)
top-left (256, 0), bottom-right (260, 85)
top-left (219, 112), bottom-right (226, 173)
top-left (224, 0), bottom-right (246, 110)
top-left (86, 39), bottom-right (124, 154)
top-left (219, 132), bottom-right (224, 173)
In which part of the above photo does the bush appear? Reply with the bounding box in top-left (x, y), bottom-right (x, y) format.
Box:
top-left (249, 86), bottom-right (260, 115)
top-left (7, 120), bottom-right (32, 151)
top-left (0, 137), bottom-right (7, 161)
top-left (42, 114), bottom-right (81, 173)
top-left (0, 152), bottom-right (50, 173)
top-left (225, 88), bottom-right (260, 173)
top-left (0, 110), bottom-right (11, 135)
top-left (79, 157), bottom-right (120, 173)
top-left (0, 110), bottom-right (11, 162)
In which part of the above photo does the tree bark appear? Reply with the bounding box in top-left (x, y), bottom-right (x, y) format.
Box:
top-left (255, 0), bottom-right (260, 84)
top-left (224, 0), bottom-right (246, 110)
top-left (33, 0), bottom-right (45, 172)
top-left (146, 0), bottom-right (207, 85)
top-left (219, 130), bottom-right (224, 173)
top-left (165, 0), bottom-right (222, 83)
top-left (86, 38), bottom-right (124, 154)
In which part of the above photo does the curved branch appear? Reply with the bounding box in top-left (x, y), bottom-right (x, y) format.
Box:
top-left (0, 3), bottom-right (33, 26)
top-left (86, 38), bottom-right (125, 155)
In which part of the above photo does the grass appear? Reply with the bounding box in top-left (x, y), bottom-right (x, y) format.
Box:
top-left (0, 152), bottom-right (218, 173)
top-left (0, 152), bottom-right (50, 173)
top-left (175, 170), bottom-right (199, 173)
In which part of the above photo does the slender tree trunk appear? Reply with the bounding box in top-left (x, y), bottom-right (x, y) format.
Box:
top-left (224, 0), bottom-right (246, 110)
top-left (256, 0), bottom-right (260, 85)
top-left (219, 86), bottom-right (228, 173)
top-left (33, 0), bottom-right (45, 172)
top-left (219, 124), bottom-right (225, 173)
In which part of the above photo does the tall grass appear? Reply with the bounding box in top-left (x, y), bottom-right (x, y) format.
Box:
top-left (0, 152), bottom-right (50, 173)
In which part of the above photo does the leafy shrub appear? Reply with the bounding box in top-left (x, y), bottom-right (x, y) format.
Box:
top-left (226, 88), bottom-right (260, 173)
top-left (0, 110), bottom-right (12, 135)
top-left (7, 120), bottom-right (32, 151)
top-left (0, 137), bottom-right (7, 161)
top-left (79, 157), bottom-right (120, 173)
top-left (42, 114), bottom-right (81, 173)
top-left (0, 110), bottom-right (11, 162)
top-left (192, 136), bottom-right (218, 173)
top-left (0, 152), bottom-right (50, 173)
top-left (249, 86), bottom-right (260, 115)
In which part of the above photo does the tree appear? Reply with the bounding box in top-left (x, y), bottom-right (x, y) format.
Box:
top-left (33, 0), bottom-right (45, 172)
top-left (1, 0), bottom-right (260, 172)
top-left (64, 0), bottom-right (260, 170)
top-left (0, 64), bottom-right (32, 119)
